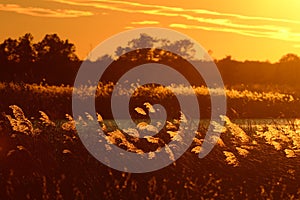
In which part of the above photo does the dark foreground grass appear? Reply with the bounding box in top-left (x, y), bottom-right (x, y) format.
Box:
top-left (0, 105), bottom-right (300, 199)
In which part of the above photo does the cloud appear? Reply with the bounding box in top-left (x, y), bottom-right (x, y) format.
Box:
top-left (173, 23), bottom-right (269, 38)
top-left (170, 24), bottom-right (300, 43)
top-left (131, 21), bottom-right (159, 25)
top-left (188, 8), bottom-right (300, 25)
top-left (124, 26), bottom-right (135, 30)
top-left (54, 0), bottom-right (300, 24)
top-left (47, 0), bottom-right (300, 43)
top-left (0, 3), bottom-right (94, 18)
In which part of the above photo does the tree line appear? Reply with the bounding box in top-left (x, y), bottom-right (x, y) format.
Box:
top-left (216, 54), bottom-right (300, 88)
top-left (0, 33), bottom-right (80, 85)
top-left (0, 33), bottom-right (300, 87)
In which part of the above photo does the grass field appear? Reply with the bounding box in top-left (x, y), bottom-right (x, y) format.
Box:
top-left (0, 81), bottom-right (299, 199)
top-left (1, 102), bottom-right (300, 199)
top-left (1, 25), bottom-right (300, 199)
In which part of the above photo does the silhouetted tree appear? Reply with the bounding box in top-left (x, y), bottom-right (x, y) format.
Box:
top-left (128, 33), bottom-right (157, 49)
top-left (34, 34), bottom-right (78, 64)
top-left (0, 38), bottom-right (17, 81)
top-left (16, 34), bottom-right (36, 81)
top-left (0, 38), bottom-right (18, 81)
top-left (279, 53), bottom-right (300, 63)
top-left (32, 34), bottom-right (79, 84)
top-left (0, 33), bottom-right (81, 84)
top-left (114, 34), bottom-right (196, 60)
top-left (161, 39), bottom-right (196, 60)
top-left (16, 33), bottom-right (36, 64)
top-left (276, 54), bottom-right (300, 85)
top-left (0, 38), bottom-right (19, 63)
top-left (0, 34), bottom-right (36, 81)
top-left (1, 32), bottom-right (300, 87)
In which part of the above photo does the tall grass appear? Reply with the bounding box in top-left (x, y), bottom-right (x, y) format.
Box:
top-left (0, 81), bottom-right (296, 120)
top-left (0, 105), bottom-right (300, 199)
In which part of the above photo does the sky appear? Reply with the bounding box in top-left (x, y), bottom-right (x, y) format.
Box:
top-left (0, 0), bottom-right (300, 62)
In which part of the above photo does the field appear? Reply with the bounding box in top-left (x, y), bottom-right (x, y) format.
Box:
top-left (0, 82), bottom-right (300, 199)
top-left (2, 2), bottom-right (300, 198)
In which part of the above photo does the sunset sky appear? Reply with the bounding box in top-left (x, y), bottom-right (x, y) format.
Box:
top-left (0, 0), bottom-right (300, 62)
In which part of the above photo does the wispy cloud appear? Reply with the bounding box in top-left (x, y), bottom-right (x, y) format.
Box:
top-left (170, 24), bottom-right (300, 43)
top-left (131, 21), bottom-right (159, 25)
top-left (53, 0), bottom-right (300, 24)
top-left (37, 0), bottom-right (300, 43)
top-left (0, 3), bottom-right (94, 18)
top-left (124, 26), bottom-right (135, 30)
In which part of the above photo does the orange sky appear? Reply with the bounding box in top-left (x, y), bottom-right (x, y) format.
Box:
top-left (0, 0), bottom-right (300, 62)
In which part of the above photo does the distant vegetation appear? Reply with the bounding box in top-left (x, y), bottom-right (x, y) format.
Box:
top-left (0, 82), bottom-right (296, 120)
top-left (0, 33), bottom-right (300, 87)
top-left (0, 33), bottom-right (300, 119)
top-left (0, 33), bottom-right (79, 85)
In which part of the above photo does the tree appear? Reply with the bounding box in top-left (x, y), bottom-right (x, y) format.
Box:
top-left (0, 38), bottom-right (19, 81)
top-left (161, 39), bottom-right (196, 60)
top-left (0, 34), bottom-right (36, 81)
top-left (0, 33), bottom-right (80, 84)
top-left (16, 33), bottom-right (36, 64)
top-left (0, 33), bottom-right (36, 64)
top-left (114, 33), bottom-right (197, 60)
top-left (279, 53), bottom-right (300, 63)
top-left (33, 34), bottom-right (79, 84)
top-left (0, 38), bottom-right (19, 63)
top-left (34, 34), bottom-right (78, 64)
top-left (16, 34), bottom-right (36, 81)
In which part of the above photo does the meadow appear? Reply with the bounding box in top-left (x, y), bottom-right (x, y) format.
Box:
top-left (1, 33), bottom-right (300, 199)
top-left (0, 82), bottom-right (300, 199)
top-left (0, 81), bottom-right (296, 119)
